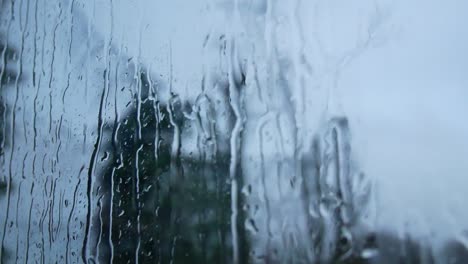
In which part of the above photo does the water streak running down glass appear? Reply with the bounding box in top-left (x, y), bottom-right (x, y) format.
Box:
top-left (1, 0), bottom-right (468, 263)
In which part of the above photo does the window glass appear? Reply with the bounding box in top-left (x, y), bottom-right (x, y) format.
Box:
top-left (1, 0), bottom-right (468, 263)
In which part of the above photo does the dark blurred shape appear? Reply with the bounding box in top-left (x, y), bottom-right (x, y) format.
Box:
top-left (86, 68), bottom-right (245, 264)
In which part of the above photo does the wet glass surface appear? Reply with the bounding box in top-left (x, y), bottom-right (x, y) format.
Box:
top-left (1, 0), bottom-right (468, 263)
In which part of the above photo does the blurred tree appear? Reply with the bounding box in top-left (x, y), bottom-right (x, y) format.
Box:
top-left (0, 2), bottom-right (19, 257)
top-left (86, 68), bottom-right (248, 264)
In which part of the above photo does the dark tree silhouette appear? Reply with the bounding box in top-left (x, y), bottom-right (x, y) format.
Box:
top-left (85, 68), bottom-right (249, 264)
top-left (0, 3), bottom-right (20, 258)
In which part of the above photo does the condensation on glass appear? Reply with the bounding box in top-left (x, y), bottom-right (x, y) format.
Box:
top-left (1, 0), bottom-right (468, 263)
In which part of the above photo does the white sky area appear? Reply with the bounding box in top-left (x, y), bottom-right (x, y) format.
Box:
top-left (76, 0), bottom-right (468, 242)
